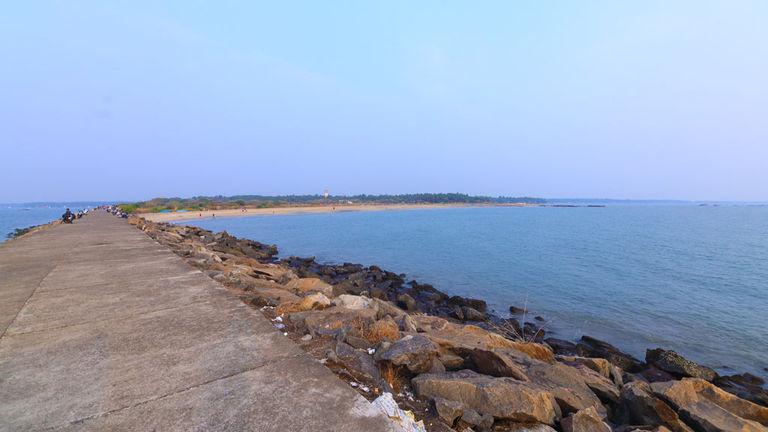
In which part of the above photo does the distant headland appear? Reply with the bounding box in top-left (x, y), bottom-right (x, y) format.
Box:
top-left (119, 193), bottom-right (546, 220)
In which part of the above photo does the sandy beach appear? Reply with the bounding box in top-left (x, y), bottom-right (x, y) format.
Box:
top-left (139, 203), bottom-right (520, 223)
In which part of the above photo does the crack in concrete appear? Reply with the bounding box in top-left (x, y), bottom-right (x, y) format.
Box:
top-left (32, 272), bottom-right (203, 294)
top-left (59, 352), bottom-right (304, 429)
top-left (2, 298), bottom-right (215, 338)
top-left (0, 264), bottom-right (57, 339)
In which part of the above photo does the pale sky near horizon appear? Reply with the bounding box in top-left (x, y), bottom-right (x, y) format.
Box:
top-left (2, 1), bottom-right (767, 202)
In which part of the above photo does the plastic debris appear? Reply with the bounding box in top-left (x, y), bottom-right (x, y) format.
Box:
top-left (371, 392), bottom-right (426, 432)
top-left (367, 348), bottom-right (376, 355)
top-left (272, 316), bottom-right (283, 322)
top-left (274, 323), bottom-right (286, 330)
top-left (350, 382), bottom-right (358, 387)
top-left (404, 390), bottom-right (415, 401)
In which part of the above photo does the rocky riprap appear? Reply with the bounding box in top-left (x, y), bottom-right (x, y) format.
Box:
top-left (131, 216), bottom-right (768, 432)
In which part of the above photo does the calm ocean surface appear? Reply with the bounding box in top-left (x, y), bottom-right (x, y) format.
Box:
top-left (185, 205), bottom-right (768, 378)
top-left (2, 203), bottom-right (765, 378)
top-left (0, 202), bottom-right (104, 241)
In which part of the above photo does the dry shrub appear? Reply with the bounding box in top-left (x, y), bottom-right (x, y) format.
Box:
top-left (484, 321), bottom-right (554, 362)
top-left (365, 318), bottom-right (400, 344)
top-left (379, 363), bottom-right (408, 393)
top-left (349, 316), bottom-right (369, 338)
top-left (485, 320), bottom-right (524, 342)
top-left (275, 301), bottom-right (304, 315)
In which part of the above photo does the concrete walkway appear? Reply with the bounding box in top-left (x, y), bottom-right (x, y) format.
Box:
top-left (0, 211), bottom-right (393, 431)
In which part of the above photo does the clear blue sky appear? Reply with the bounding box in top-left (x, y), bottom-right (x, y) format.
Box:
top-left (2, 1), bottom-right (767, 202)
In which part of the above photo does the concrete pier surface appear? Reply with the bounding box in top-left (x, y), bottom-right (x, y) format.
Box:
top-left (0, 211), bottom-right (393, 431)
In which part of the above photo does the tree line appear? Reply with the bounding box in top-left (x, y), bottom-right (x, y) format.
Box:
top-left (119, 193), bottom-right (545, 213)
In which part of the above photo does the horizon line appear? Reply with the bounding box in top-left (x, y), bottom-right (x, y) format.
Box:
top-left (3, 196), bottom-right (768, 206)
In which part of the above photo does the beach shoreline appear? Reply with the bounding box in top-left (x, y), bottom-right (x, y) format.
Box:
top-left (139, 202), bottom-right (534, 223)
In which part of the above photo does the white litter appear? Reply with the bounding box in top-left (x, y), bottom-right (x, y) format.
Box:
top-left (274, 323), bottom-right (286, 330)
top-left (350, 382), bottom-right (358, 387)
top-left (272, 316), bottom-right (283, 322)
top-left (371, 392), bottom-right (426, 432)
top-left (367, 348), bottom-right (376, 355)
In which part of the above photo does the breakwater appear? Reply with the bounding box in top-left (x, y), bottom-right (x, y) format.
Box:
top-left (0, 211), bottom-right (392, 431)
top-left (134, 214), bottom-right (768, 432)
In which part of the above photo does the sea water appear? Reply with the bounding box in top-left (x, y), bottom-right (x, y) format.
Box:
top-left (0, 202), bottom-right (105, 241)
top-left (185, 205), bottom-right (768, 379)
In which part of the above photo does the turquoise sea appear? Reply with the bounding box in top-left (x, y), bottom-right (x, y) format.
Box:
top-left (185, 205), bottom-right (768, 379)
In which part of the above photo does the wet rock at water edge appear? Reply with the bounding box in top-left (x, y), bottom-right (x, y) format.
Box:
top-left (646, 348), bottom-right (718, 382)
top-left (523, 322), bottom-right (546, 342)
top-left (578, 336), bottom-right (644, 372)
top-left (509, 305), bottom-right (528, 314)
top-left (447, 295), bottom-right (487, 313)
top-left (461, 306), bottom-right (486, 322)
top-left (714, 373), bottom-right (768, 407)
top-left (396, 293), bottom-right (417, 311)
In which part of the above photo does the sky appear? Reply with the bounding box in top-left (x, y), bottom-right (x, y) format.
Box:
top-left (1, 1), bottom-right (767, 203)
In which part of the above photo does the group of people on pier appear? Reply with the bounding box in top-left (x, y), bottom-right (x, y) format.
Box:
top-left (105, 205), bottom-right (129, 218)
top-left (61, 208), bottom-right (88, 223)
